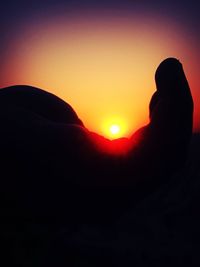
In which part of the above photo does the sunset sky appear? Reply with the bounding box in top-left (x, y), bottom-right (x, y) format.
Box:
top-left (0, 0), bottom-right (199, 138)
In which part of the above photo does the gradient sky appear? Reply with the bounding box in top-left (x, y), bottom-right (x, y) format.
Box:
top-left (0, 0), bottom-right (199, 138)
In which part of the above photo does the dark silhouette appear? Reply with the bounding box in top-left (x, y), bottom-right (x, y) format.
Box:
top-left (0, 58), bottom-right (193, 266)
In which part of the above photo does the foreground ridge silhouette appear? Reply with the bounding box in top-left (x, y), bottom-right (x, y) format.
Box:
top-left (0, 58), bottom-right (193, 265)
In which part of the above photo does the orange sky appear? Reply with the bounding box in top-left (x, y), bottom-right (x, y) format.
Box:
top-left (1, 13), bottom-right (199, 138)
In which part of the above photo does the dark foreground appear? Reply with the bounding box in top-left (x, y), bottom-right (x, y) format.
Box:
top-left (1, 134), bottom-right (199, 267)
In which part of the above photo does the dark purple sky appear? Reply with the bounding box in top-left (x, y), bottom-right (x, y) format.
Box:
top-left (1, 1), bottom-right (199, 45)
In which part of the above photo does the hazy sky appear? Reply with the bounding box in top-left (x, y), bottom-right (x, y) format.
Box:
top-left (0, 0), bottom-right (199, 136)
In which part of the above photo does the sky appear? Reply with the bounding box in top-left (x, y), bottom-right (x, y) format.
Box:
top-left (0, 0), bottom-right (199, 138)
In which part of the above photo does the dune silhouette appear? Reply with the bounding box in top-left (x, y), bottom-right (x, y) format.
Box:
top-left (0, 58), bottom-right (194, 265)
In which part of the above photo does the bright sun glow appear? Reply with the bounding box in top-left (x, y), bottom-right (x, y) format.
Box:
top-left (110, 124), bottom-right (120, 135)
top-left (102, 118), bottom-right (127, 139)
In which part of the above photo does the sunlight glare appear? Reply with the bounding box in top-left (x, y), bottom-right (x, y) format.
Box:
top-left (110, 124), bottom-right (120, 135)
top-left (102, 118), bottom-right (128, 139)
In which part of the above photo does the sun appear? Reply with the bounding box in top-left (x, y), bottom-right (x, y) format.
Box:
top-left (107, 123), bottom-right (122, 139)
top-left (102, 117), bottom-right (129, 139)
top-left (110, 124), bottom-right (120, 135)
